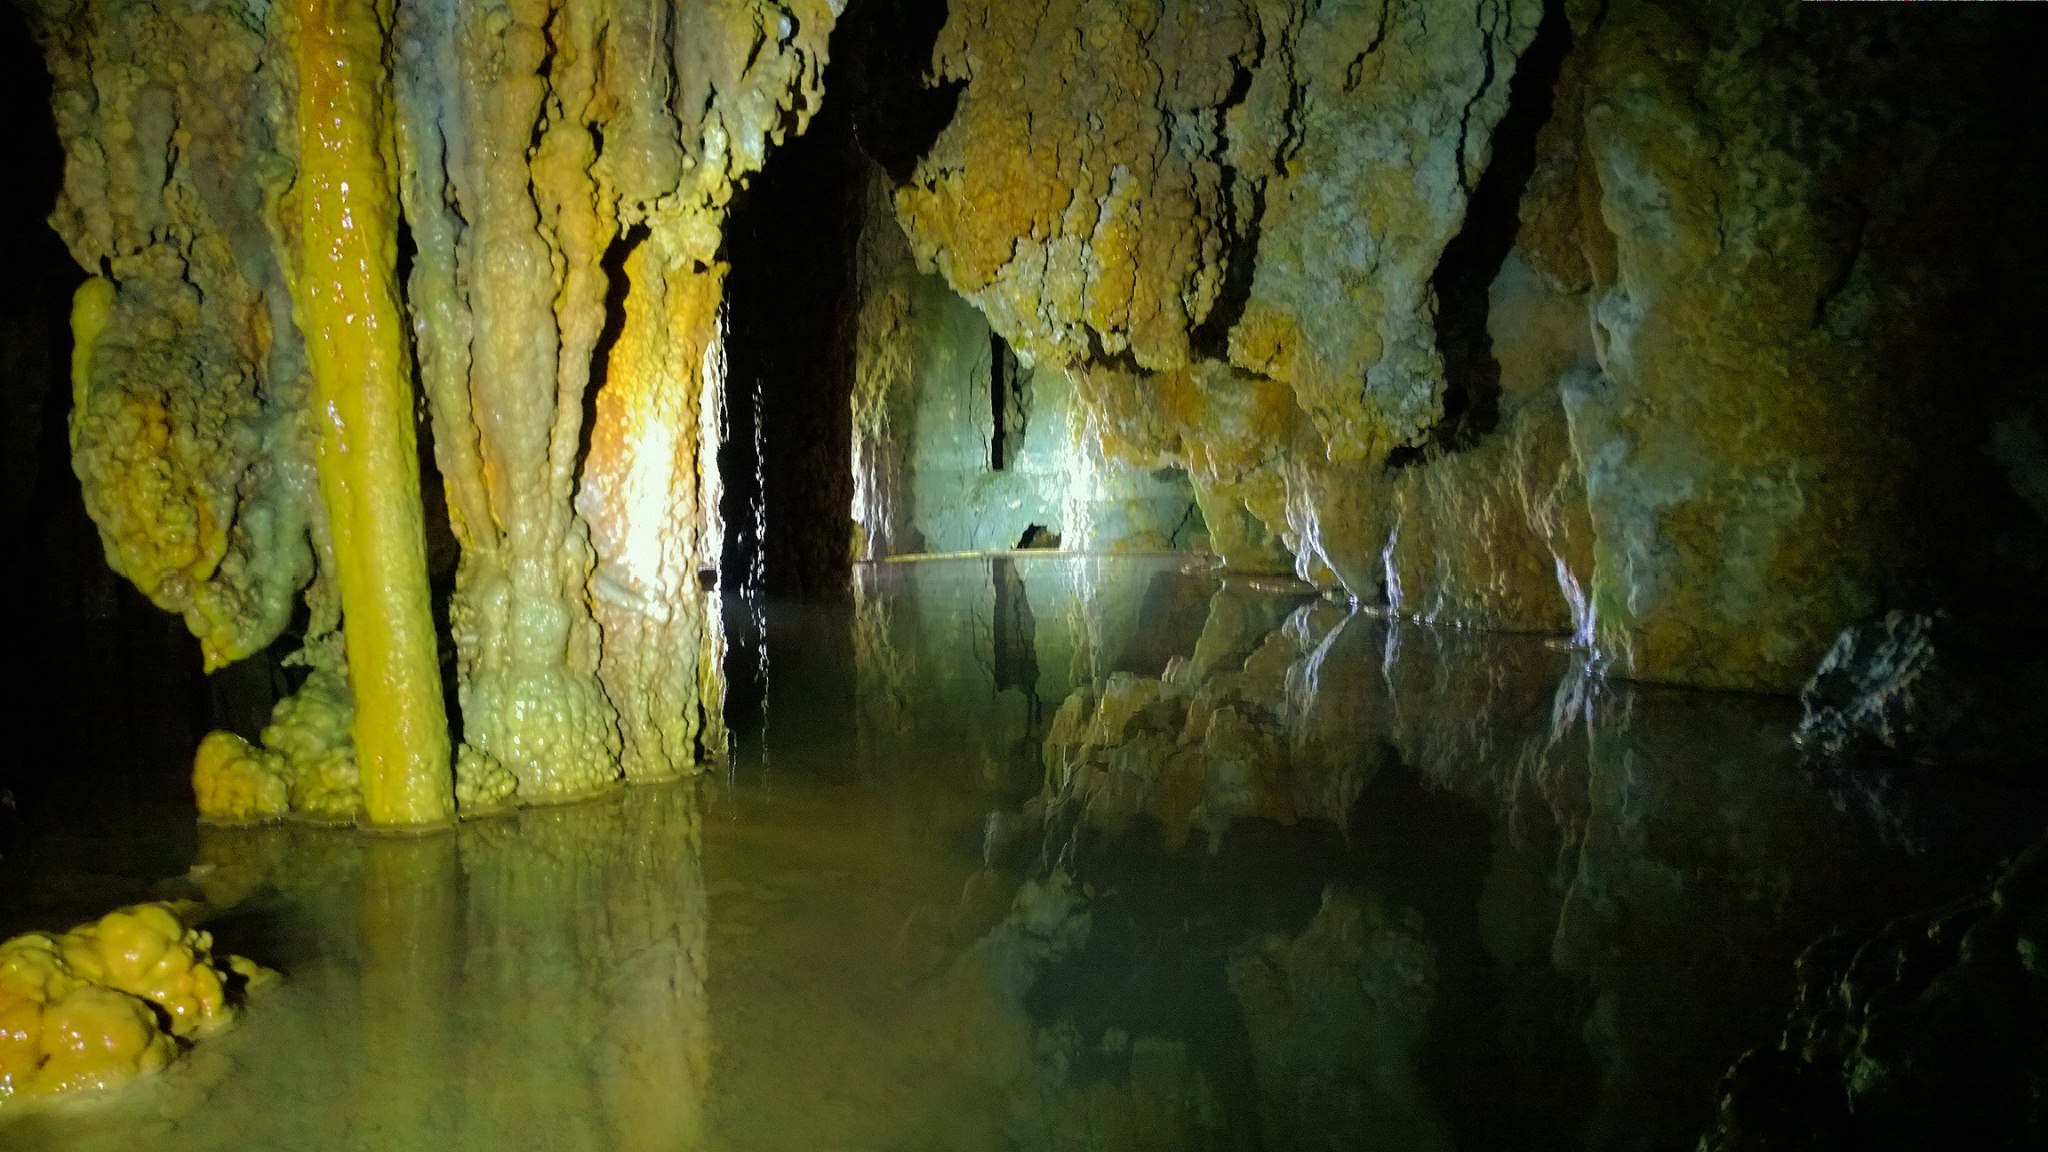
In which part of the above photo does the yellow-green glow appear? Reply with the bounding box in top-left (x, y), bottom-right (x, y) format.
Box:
top-left (292, 0), bottom-right (452, 828)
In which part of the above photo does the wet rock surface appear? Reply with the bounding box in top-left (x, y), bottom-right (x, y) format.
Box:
top-left (1705, 837), bottom-right (2048, 1152)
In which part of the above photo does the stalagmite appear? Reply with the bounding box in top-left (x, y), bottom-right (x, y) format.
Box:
top-left (293, 0), bottom-right (453, 827)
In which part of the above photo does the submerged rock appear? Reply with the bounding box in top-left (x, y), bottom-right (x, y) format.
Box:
top-left (1704, 837), bottom-right (2048, 1152)
top-left (1795, 612), bottom-right (2048, 771)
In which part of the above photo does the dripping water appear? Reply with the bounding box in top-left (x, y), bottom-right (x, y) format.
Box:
top-left (743, 375), bottom-right (770, 776)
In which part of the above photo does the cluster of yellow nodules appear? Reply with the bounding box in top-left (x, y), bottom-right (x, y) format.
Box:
top-left (0, 904), bottom-right (270, 1106)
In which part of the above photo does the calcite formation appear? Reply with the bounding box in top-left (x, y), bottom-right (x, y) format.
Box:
top-left (889, 0), bottom-right (2048, 691)
top-left (34, 0), bottom-right (834, 822)
top-left (0, 903), bottom-right (268, 1106)
top-left (295, 0), bottom-right (453, 825)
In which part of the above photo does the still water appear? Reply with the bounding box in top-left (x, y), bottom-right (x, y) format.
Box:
top-left (0, 556), bottom-right (2036, 1151)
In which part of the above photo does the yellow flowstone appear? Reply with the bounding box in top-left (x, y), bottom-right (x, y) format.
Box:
top-left (0, 904), bottom-right (270, 1107)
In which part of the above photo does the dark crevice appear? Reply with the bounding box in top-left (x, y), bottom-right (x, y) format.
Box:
top-left (415, 362), bottom-right (463, 748)
top-left (1412, 0), bottom-right (1572, 466)
top-left (990, 331), bottom-right (1026, 470)
top-left (720, 41), bottom-right (864, 598)
top-left (578, 222), bottom-right (647, 486)
top-left (838, 0), bottom-right (963, 184)
top-left (1016, 524), bottom-right (1060, 550)
top-left (393, 212), bottom-right (461, 740)
top-left (1190, 169), bottom-right (1265, 360)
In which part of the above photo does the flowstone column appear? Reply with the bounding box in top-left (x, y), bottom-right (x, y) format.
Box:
top-left (578, 243), bottom-right (729, 781)
top-left (291, 0), bottom-right (453, 827)
top-left (394, 0), bottom-right (623, 808)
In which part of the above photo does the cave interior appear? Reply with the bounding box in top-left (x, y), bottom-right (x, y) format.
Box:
top-left (2, 0), bottom-right (2048, 1148)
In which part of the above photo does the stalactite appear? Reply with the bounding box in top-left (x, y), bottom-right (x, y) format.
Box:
top-left (578, 247), bottom-right (728, 782)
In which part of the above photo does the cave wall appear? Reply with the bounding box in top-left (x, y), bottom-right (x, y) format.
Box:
top-left (853, 167), bottom-right (1204, 558)
top-left (888, 0), bottom-right (2048, 692)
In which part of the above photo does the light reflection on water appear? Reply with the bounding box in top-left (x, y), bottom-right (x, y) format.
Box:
top-left (1, 556), bottom-right (2036, 1151)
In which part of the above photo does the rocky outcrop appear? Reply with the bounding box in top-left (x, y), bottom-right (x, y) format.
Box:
top-left (0, 903), bottom-right (270, 1108)
top-left (853, 166), bottom-right (1200, 556)
top-left (887, 0), bottom-right (2048, 692)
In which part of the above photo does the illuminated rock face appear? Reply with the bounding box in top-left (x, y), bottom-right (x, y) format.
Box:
top-left (852, 169), bottom-right (1202, 558)
top-left (890, 0), bottom-right (2048, 690)
top-left (35, 0), bottom-right (833, 819)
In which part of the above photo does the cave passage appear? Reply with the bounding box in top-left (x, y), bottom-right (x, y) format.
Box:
top-left (5, 0), bottom-right (2048, 1147)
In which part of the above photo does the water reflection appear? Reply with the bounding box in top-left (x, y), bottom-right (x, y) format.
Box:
top-left (1, 787), bottom-right (709, 1152)
top-left (1, 557), bottom-right (2036, 1151)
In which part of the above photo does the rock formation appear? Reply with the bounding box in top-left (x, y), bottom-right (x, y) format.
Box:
top-left (852, 166), bottom-right (1202, 557)
top-left (886, 0), bottom-right (2048, 692)
top-left (0, 903), bottom-right (270, 1107)
top-left (32, 0), bottom-right (836, 823)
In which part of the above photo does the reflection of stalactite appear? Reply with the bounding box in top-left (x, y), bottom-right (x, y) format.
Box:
top-left (187, 784), bottom-right (710, 1147)
top-left (357, 833), bottom-right (460, 1135)
top-left (851, 564), bottom-right (913, 763)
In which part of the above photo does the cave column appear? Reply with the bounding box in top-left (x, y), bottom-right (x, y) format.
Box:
top-left (579, 240), bottom-right (729, 780)
top-left (292, 0), bottom-right (454, 827)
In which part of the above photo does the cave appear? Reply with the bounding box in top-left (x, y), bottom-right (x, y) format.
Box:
top-left (3, 0), bottom-right (2048, 1148)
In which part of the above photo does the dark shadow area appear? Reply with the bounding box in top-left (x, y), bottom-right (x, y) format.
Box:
top-left (720, 55), bottom-right (865, 602)
top-left (836, 0), bottom-right (963, 186)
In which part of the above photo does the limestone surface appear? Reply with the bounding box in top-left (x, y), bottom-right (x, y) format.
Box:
top-left (886, 0), bottom-right (2048, 692)
top-left (0, 903), bottom-right (268, 1108)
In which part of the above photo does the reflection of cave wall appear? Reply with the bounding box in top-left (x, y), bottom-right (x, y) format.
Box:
top-left (851, 167), bottom-right (1204, 558)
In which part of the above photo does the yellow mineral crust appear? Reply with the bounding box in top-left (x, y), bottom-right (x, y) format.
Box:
top-left (193, 665), bottom-right (367, 826)
top-left (291, 0), bottom-right (453, 826)
top-left (0, 904), bottom-right (267, 1108)
top-left (192, 730), bottom-right (290, 826)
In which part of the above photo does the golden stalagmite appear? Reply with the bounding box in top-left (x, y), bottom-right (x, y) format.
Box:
top-left (291, 0), bottom-right (452, 827)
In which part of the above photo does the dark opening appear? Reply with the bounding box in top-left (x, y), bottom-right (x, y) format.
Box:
top-left (1409, 0), bottom-right (1572, 464)
top-left (837, 0), bottom-right (964, 185)
top-left (0, 6), bottom-right (207, 835)
top-left (1016, 524), bottom-right (1060, 551)
top-left (989, 331), bottom-right (1026, 471)
top-left (578, 222), bottom-right (648, 486)
top-left (719, 77), bottom-right (863, 600)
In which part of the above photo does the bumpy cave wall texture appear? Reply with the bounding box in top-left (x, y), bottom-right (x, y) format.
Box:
top-left (887, 0), bottom-right (2048, 693)
top-left (31, 0), bottom-right (840, 825)
top-left (21, 0), bottom-right (2048, 826)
